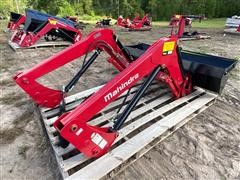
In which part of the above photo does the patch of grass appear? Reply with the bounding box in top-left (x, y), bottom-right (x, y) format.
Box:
top-left (152, 18), bottom-right (226, 29)
top-left (192, 18), bottom-right (226, 29)
top-left (152, 21), bottom-right (169, 27)
top-left (78, 15), bottom-right (114, 25)
top-left (78, 14), bottom-right (102, 21)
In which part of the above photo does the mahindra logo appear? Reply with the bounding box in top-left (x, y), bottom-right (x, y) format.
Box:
top-left (104, 73), bottom-right (139, 102)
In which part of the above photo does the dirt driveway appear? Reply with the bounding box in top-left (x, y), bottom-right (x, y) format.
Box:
top-left (0, 25), bottom-right (239, 180)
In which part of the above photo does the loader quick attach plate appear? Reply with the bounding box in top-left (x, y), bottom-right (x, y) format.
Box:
top-left (39, 82), bottom-right (217, 179)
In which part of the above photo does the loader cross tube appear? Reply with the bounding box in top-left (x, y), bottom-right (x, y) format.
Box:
top-left (64, 49), bottom-right (101, 93)
top-left (112, 66), bottom-right (162, 131)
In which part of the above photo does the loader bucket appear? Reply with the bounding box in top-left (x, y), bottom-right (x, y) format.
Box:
top-left (11, 9), bottom-right (80, 47)
top-left (10, 12), bottom-right (22, 22)
top-left (7, 12), bottom-right (25, 31)
top-left (24, 9), bottom-right (77, 42)
top-left (181, 51), bottom-right (237, 94)
top-left (124, 43), bottom-right (237, 94)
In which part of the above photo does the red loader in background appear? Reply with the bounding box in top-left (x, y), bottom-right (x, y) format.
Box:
top-left (117, 14), bottom-right (152, 31)
top-left (169, 14), bottom-right (210, 40)
top-left (96, 17), bottom-right (112, 28)
top-left (10, 9), bottom-right (82, 47)
top-left (6, 12), bottom-right (26, 31)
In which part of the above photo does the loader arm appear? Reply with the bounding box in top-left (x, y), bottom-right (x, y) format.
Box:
top-left (8, 14), bottom-right (26, 31)
top-left (53, 35), bottom-right (191, 157)
top-left (11, 17), bottom-right (82, 47)
top-left (170, 15), bottom-right (204, 38)
top-left (134, 15), bottom-right (151, 28)
top-left (13, 29), bottom-right (131, 108)
top-left (31, 18), bottom-right (82, 43)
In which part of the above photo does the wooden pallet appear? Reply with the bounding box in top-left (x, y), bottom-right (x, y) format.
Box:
top-left (224, 28), bottom-right (240, 35)
top-left (39, 83), bottom-right (217, 180)
top-left (225, 18), bottom-right (240, 28)
top-left (8, 40), bottom-right (72, 51)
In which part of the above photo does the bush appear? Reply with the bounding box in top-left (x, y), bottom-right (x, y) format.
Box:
top-left (78, 14), bottom-right (103, 21)
top-left (58, 1), bottom-right (75, 16)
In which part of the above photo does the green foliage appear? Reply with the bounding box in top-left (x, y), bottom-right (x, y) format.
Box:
top-left (0, 0), bottom-right (14, 17)
top-left (79, 14), bottom-right (102, 21)
top-left (0, 0), bottom-right (239, 20)
top-left (91, 0), bottom-right (240, 20)
top-left (59, 1), bottom-right (75, 16)
top-left (0, 0), bottom-right (28, 18)
top-left (28, 0), bottom-right (72, 15)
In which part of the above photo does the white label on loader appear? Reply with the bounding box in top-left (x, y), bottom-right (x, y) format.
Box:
top-left (91, 132), bottom-right (107, 149)
top-left (99, 138), bottom-right (108, 149)
top-left (75, 128), bottom-right (83, 136)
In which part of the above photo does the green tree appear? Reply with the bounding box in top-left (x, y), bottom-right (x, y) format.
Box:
top-left (0, 0), bottom-right (28, 18)
top-left (1, 0), bottom-right (240, 20)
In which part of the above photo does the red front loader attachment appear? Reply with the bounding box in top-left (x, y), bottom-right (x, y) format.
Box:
top-left (6, 12), bottom-right (26, 31)
top-left (169, 15), bottom-right (209, 39)
top-left (96, 18), bottom-right (111, 28)
top-left (117, 14), bottom-right (152, 31)
top-left (14, 28), bottom-right (192, 157)
top-left (10, 9), bottom-right (82, 47)
top-left (14, 27), bottom-right (236, 158)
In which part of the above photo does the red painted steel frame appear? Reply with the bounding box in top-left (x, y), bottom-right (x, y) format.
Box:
top-left (170, 15), bottom-right (189, 38)
top-left (7, 15), bottom-right (26, 31)
top-left (117, 14), bottom-right (152, 30)
top-left (169, 15), bottom-right (204, 38)
top-left (54, 35), bottom-right (191, 157)
top-left (14, 29), bottom-right (130, 107)
top-left (10, 17), bottom-right (82, 47)
top-left (14, 28), bottom-right (192, 157)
